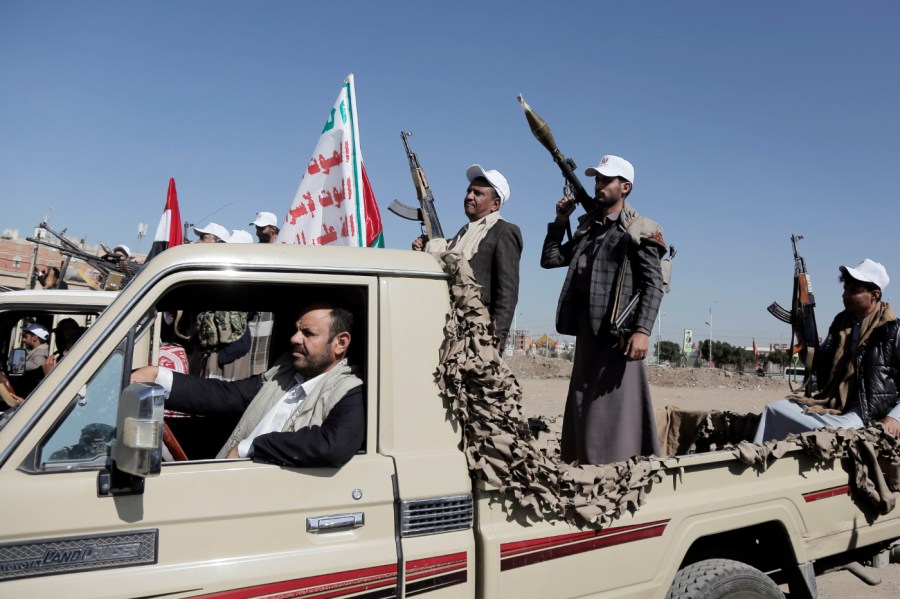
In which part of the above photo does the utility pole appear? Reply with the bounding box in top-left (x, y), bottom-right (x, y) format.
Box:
top-left (656, 312), bottom-right (667, 365)
top-left (136, 223), bottom-right (148, 254)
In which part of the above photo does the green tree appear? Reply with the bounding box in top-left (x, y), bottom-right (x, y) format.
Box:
top-left (654, 340), bottom-right (681, 363)
top-left (766, 349), bottom-right (791, 369)
top-left (696, 340), bottom-right (754, 369)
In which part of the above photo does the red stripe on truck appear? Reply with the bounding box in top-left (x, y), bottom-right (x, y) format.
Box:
top-left (191, 563), bottom-right (398, 598)
top-left (803, 485), bottom-right (850, 502)
top-left (500, 520), bottom-right (669, 571)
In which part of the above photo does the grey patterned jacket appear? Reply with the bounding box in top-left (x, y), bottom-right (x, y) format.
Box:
top-left (541, 204), bottom-right (664, 338)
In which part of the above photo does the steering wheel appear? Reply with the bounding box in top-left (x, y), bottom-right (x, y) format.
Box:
top-left (163, 422), bottom-right (189, 461)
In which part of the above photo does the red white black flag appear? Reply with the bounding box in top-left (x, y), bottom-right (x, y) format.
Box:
top-left (145, 178), bottom-right (183, 262)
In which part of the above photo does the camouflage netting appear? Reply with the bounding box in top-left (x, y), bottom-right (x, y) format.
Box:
top-left (692, 411), bottom-right (761, 453)
top-left (432, 252), bottom-right (900, 524)
top-left (731, 426), bottom-right (900, 518)
top-left (433, 252), bottom-right (664, 527)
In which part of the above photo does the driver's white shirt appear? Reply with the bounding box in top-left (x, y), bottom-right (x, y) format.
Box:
top-left (155, 368), bottom-right (326, 458)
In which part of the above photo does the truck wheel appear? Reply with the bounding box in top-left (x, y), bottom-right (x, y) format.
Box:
top-left (666, 559), bottom-right (784, 599)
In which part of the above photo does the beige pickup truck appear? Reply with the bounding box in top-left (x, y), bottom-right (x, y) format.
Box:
top-left (0, 244), bottom-right (898, 598)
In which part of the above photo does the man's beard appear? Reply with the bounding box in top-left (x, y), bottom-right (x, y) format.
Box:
top-left (293, 346), bottom-right (334, 379)
top-left (594, 191), bottom-right (617, 206)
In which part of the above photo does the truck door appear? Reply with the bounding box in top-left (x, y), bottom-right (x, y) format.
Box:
top-left (0, 275), bottom-right (400, 598)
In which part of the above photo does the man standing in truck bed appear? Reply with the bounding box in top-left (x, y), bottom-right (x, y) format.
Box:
top-left (412, 165), bottom-right (522, 349)
top-left (541, 155), bottom-right (665, 465)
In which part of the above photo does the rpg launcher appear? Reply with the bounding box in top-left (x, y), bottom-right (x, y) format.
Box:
top-left (517, 94), bottom-right (597, 218)
top-left (767, 234), bottom-right (819, 394)
top-left (388, 131), bottom-right (444, 240)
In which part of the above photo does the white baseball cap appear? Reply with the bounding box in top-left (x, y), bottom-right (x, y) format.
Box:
top-left (227, 229), bottom-right (254, 244)
top-left (840, 259), bottom-right (889, 291)
top-left (193, 222), bottom-right (229, 242)
top-left (250, 211), bottom-right (278, 228)
top-left (113, 244), bottom-right (131, 257)
top-left (585, 155), bottom-right (635, 184)
top-left (23, 323), bottom-right (49, 341)
top-left (466, 164), bottom-right (510, 205)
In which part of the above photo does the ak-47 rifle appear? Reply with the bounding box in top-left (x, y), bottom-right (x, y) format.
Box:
top-left (767, 234), bottom-right (820, 394)
top-left (517, 95), bottom-right (598, 228)
top-left (387, 131), bottom-right (444, 240)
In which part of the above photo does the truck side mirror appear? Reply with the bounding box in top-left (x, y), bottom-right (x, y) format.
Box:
top-left (111, 382), bottom-right (165, 478)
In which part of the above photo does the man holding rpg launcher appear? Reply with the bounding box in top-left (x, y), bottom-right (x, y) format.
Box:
top-left (541, 155), bottom-right (666, 465)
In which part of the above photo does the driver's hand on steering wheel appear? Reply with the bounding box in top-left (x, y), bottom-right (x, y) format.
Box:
top-left (131, 366), bottom-right (159, 384)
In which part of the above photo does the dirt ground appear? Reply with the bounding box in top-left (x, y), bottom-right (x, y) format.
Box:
top-left (507, 355), bottom-right (900, 598)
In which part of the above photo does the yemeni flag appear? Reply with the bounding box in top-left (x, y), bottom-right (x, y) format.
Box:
top-left (277, 74), bottom-right (384, 247)
top-left (145, 178), bottom-right (184, 262)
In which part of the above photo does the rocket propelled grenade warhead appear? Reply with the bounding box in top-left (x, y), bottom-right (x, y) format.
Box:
top-left (517, 94), bottom-right (559, 155)
top-left (516, 93), bottom-right (594, 218)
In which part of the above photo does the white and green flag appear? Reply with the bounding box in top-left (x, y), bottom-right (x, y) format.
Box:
top-left (277, 74), bottom-right (384, 247)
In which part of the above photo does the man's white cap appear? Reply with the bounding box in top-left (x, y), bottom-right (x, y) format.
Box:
top-left (23, 322), bottom-right (49, 341)
top-left (113, 244), bottom-right (131, 257)
top-left (250, 211), bottom-right (278, 228)
top-left (227, 229), bottom-right (254, 244)
top-left (193, 222), bottom-right (229, 241)
top-left (585, 155), bottom-right (635, 184)
top-left (466, 164), bottom-right (510, 205)
top-left (840, 259), bottom-right (890, 291)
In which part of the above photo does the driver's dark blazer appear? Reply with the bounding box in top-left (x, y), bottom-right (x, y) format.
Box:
top-left (166, 371), bottom-right (364, 468)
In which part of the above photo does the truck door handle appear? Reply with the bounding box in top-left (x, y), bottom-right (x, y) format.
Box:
top-left (307, 512), bottom-right (365, 533)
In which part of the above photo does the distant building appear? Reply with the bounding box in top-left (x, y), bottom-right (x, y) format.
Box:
top-left (509, 330), bottom-right (533, 352)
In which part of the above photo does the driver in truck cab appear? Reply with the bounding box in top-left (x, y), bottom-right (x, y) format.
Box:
top-left (132, 301), bottom-right (364, 467)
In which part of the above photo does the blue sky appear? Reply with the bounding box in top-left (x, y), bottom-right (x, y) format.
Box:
top-left (2, 1), bottom-right (898, 350)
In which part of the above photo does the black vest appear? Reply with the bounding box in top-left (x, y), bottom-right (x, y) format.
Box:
top-left (855, 319), bottom-right (899, 423)
top-left (817, 314), bottom-right (899, 424)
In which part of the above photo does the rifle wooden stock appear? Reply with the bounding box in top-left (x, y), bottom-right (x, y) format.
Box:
top-left (789, 235), bottom-right (819, 355)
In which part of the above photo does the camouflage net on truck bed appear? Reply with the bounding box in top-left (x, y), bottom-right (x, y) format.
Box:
top-left (683, 411), bottom-right (900, 517)
top-left (433, 253), bottom-right (664, 527)
top-left (732, 428), bottom-right (900, 518)
top-left (433, 252), bottom-right (900, 524)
